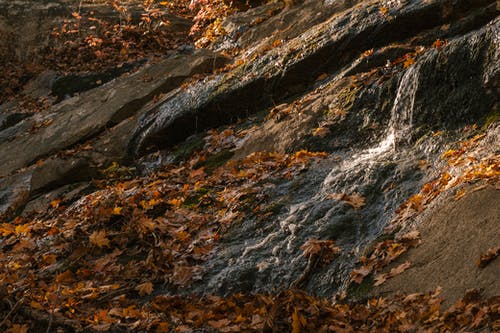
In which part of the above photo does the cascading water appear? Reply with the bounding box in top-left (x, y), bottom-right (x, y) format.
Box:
top-left (204, 65), bottom-right (426, 295)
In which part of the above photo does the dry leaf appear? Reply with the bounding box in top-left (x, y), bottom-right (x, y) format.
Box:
top-left (312, 127), bottom-right (331, 138)
top-left (136, 281), bottom-right (154, 296)
top-left (350, 266), bottom-right (372, 284)
top-left (7, 324), bottom-right (29, 333)
top-left (208, 319), bottom-right (231, 329)
top-left (329, 192), bottom-right (366, 209)
top-left (89, 230), bottom-right (111, 248)
top-left (477, 246), bottom-right (500, 268)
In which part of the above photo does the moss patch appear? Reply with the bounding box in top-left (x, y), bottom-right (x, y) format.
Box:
top-left (197, 150), bottom-right (235, 174)
top-left (481, 105), bottom-right (499, 130)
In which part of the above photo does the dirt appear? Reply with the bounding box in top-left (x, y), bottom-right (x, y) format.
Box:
top-left (373, 183), bottom-right (500, 306)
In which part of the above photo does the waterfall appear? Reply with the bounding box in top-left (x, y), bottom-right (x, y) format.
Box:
top-left (236, 65), bottom-right (423, 293)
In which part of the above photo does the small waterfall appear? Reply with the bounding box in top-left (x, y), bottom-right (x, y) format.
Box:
top-left (346, 65), bottom-right (421, 168)
top-left (235, 65), bottom-right (423, 294)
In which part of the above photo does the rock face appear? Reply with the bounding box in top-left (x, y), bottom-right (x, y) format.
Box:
top-left (0, 49), bottom-right (229, 219)
top-left (0, 0), bottom-right (498, 303)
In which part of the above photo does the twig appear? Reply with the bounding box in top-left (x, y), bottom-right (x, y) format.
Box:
top-left (45, 306), bottom-right (54, 333)
top-left (0, 297), bottom-right (24, 328)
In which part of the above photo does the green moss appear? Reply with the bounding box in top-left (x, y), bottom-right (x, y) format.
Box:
top-left (172, 134), bottom-right (205, 162)
top-left (198, 150), bottom-right (235, 174)
top-left (482, 106), bottom-right (500, 130)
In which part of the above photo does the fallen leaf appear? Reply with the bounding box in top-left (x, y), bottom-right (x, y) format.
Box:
top-left (136, 281), bottom-right (154, 296)
top-left (89, 230), bottom-right (111, 248)
top-left (7, 324), bottom-right (29, 333)
top-left (312, 127), bottom-right (331, 138)
top-left (477, 246), bottom-right (500, 268)
top-left (291, 308), bottom-right (303, 333)
top-left (329, 192), bottom-right (366, 209)
top-left (350, 266), bottom-right (371, 284)
top-left (208, 319), bottom-right (231, 329)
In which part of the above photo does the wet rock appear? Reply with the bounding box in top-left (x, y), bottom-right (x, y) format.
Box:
top-left (51, 60), bottom-right (147, 101)
top-left (30, 157), bottom-right (96, 196)
top-left (0, 173), bottom-right (31, 221)
top-left (0, 49), bottom-right (230, 178)
top-left (129, 0), bottom-right (497, 157)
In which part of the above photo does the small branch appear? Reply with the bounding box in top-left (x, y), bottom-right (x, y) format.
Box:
top-left (0, 297), bottom-right (24, 328)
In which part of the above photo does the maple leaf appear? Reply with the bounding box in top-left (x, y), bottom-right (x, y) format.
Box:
top-left (136, 281), bottom-right (154, 296)
top-left (89, 230), bottom-right (111, 248)
top-left (328, 192), bottom-right (366, 209)
top-left (350, 266), bottom-right (371, 284)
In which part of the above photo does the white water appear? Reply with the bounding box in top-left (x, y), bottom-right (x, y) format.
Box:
top-left (239, 66), bottom-right (422, 286)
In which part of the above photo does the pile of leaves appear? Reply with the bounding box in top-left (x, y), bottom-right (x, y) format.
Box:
top-left (42, 1), bottom-right (192, 73)
top-left (0, 127), bottom-right (330, 331)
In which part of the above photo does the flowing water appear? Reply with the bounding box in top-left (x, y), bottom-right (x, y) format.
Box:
top-left (192, 64), bottom-right (440, 296)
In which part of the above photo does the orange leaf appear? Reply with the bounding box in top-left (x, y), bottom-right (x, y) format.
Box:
top-left (56, 270), bottom-right (75, 284)
top-left (7, 324), bottom-right (29, 333)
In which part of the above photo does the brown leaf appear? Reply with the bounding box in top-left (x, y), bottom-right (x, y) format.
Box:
top-left (89, 230), bottom-right (110, 248)
top-left (136, 281), bottom-right (154, 296)
top-left (312, 127), bottom-right (331, 138)
top-left (208, 319), bottom-right (231, 329)
top-left (55, 270), bottom-right (75, 284)
top-left (389, 261), bottom-right (411, 277)
top-left (291, 308), bottom-right (303, 333)
top-left (477, 246), bottom-right (500, 268)
top-left (7, 324), bottom-right (29, 333)
top-left (328, 192), bottom-right (366, 209)
top-left (350, 266), bottom-right (371, 284)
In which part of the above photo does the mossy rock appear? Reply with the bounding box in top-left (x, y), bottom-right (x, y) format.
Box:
top-left (196, 150), bottom-right (235, 174)
top-left (481, 106), bottom-right (500, 130)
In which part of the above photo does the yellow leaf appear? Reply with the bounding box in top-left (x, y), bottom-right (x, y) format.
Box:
top-left (15, 224), bottom-right (31, 236)
top-left (50, 199), bottom-right (61, 208)
top-left (112, 207), bottom-right (123, 215)
top-left (403, 57), bottom-right (415, 68)
top-left (89, 230), bottom-right (110, 248)
top-left (136, 281), bottom-right (154, 296)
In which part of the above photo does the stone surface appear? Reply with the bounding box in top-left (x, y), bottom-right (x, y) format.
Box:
top-left (129, 0), bottom-right (497, 157)
top-left (0, 49), bottom-right (229, 219)
top-left (0, 49), bottom-right (229, 178)
top-left (0, 0), bottom-right (498, 306)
